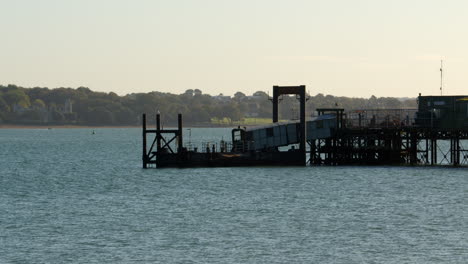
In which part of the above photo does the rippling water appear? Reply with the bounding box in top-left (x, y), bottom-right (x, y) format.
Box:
top-left (1, 128), bottom-right (467, 263)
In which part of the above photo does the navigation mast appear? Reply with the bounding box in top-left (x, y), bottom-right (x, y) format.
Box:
top-left (440, 60), bottom-right (443, 95)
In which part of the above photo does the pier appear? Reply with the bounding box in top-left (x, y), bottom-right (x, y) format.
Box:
top-left (142, 87), bottom-right (468, 168)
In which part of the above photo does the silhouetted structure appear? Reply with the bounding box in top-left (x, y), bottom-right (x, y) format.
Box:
top-left (142, 89), bottom-right (468, 168)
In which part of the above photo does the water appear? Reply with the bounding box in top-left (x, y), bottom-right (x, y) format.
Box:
top-left (0, 128), bottom-right (467, 263)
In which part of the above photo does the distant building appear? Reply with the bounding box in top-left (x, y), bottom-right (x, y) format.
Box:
top-left (415, 95), bottom-right (468, 128)
top-left (64, 99), bottom-right (73, 114)
top-left (53, 99), bottom-right (73, 114)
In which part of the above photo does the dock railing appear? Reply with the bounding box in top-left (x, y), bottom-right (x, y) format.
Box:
top-left (345, 108), bottom-right (417, 128)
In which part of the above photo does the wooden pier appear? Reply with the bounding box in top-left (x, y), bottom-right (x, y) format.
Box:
top-left (142, 88), bottom-right (468, 168)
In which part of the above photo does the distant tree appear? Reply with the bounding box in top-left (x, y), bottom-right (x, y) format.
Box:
top-left (5, 84), bottom-right (19, 91)
top-left (0, 84), bottom-right (419, 126)
top-left (51, 110), bottom-right (65, 123)
top-left (3, 89), bottom-right (30, 108)
top-left (194, 89), bottom-right (202, 96)
top-left (26, 87), bottom-right (50, 102)
top-left (402, 99), bottom-right (417, 108)
top-left (20, 110), bottom-right (42, 122)
top-left (77, 87), bottom-right (92, 94)
top-left (87, 106), bottom-right (115, 125)
top-left (183, 89), bottom-right (194, 96)
top-left (234, 91), bottom-right (246, 101)
top-left (32, 99), bottom-right (46, 109)
top-left (115, 107), bottom-right (136, 125)
top-left (108, 92), bottom-right (119, 100)
top-left (218, 103), bottom-right (242, 122)
top-left (196, 107), bottom-right (210, 123)
top-left (368, 95), bottom-right (378, 108)
top-left (378, 97), bottom-right (401, 108)
top-left (0, 96), bottom-right (10, 112)
top-left (253, 91), bottom-right (268, 97)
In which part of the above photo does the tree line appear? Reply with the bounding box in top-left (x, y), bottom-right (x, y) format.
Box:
top-left (0, 84), bottom-right (417, 126)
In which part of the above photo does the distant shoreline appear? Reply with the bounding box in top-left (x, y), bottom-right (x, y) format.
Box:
top-left (0, 124), bottom-right (141, 129)
top-left (0, 124), bottom-right (236, 129)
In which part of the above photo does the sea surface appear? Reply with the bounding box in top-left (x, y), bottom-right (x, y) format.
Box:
top-left (0, 128), bottom-right (467, 263)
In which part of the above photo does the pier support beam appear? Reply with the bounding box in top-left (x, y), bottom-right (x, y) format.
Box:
top-left (272, 87), bottom-right (279, 123)
top-left (142, 114), bottom-right (148, 168)
top-left (431, 138), bottom-right (437, 165)
top-left (451, 136), bottom-right (460, 166)
top-left (410, 131), bottom-right (418, 165)
top-left (178, 113), bottom-right (183, 153)
top-left (156, 113), bottom-right (161, 150)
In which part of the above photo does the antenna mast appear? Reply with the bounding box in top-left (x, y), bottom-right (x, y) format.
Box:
top-left (440, 60), bottom-right (443, 95)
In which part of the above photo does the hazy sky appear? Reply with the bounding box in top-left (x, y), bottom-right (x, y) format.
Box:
top-left (1, 0), bottom-right (468, 97)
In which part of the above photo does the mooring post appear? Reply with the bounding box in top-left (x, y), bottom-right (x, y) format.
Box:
top-left (178, 113), bottom-right (183, 153)
top-left (142, 113), bottom-right (147, 169)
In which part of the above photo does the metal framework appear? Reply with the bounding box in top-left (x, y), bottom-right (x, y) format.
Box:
top-left (141, 87), bottom-right (467, 168)
top-left (142, 113), bottom-right (182, 168)
top-left (308, 128), bottom-right (468, 166)
top-left (272, 85), bottom-right (307, 165)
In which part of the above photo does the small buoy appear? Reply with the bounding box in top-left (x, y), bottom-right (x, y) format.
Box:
top-left (92, 130), bottom-right (95, 135)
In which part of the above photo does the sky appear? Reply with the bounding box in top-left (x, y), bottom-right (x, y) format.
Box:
top-left (1, 0), bottom-right (468, 97)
